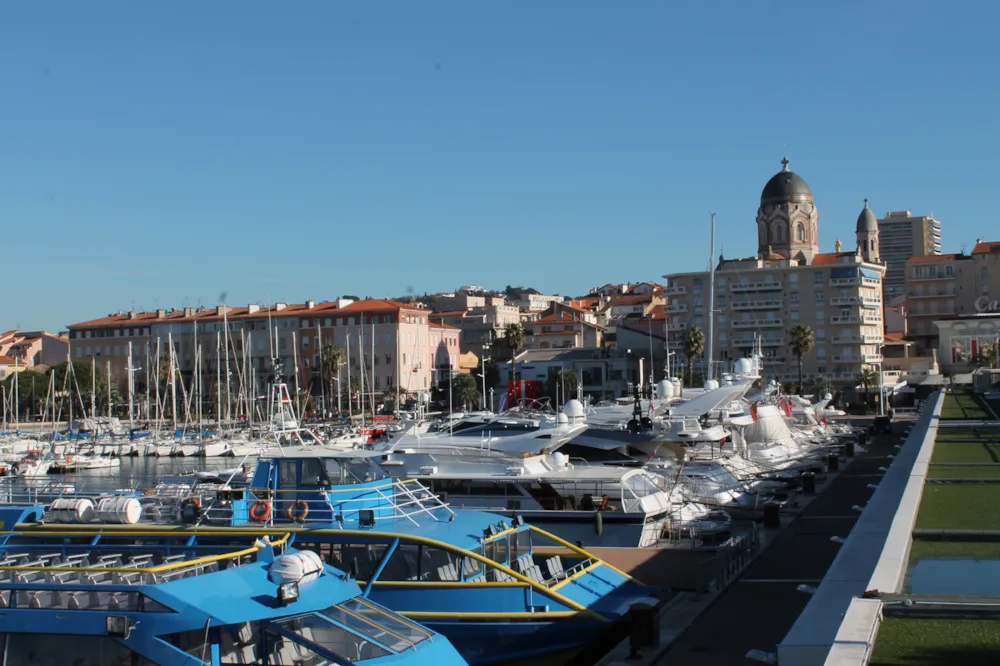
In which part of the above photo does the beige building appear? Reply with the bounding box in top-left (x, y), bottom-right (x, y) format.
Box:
top-left (903, 239), bottom-right (1000, 354)
top-left (663, 159), bottom-right (886, 387)
top-left (524, 310), bottom-right (603, 350)
top-left (0, 330), bottom-right (69, 368)
top-left (878, 210), bottom-right (942, 300)
top-left (67, 298), bottom-right (459, 410)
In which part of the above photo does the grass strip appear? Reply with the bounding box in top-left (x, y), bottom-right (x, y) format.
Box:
top-left (871, 618), bottom-right (1000, 665)
top-left (916, 485), bottom-right (1000, 530)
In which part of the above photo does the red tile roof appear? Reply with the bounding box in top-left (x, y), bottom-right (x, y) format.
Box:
top-left (907, 254), bottom-right (966, 264)
top-left (429, 322), bottom-right (459, 330)
top-left (883, 332), bottom-right (907, 343)
top-left (606, 294), bottom-right (654, 306)
top-left (431, 310), bottom-right (467, 317)
top-left (0, 356), bottom-right (16, 365)
top-left (972, 241), bottom-right (1000, 255)
top-left (811, 252), bottom-right (856, 266)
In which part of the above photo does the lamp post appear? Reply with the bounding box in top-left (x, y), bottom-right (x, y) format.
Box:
top-left (878, 344), bottom-right (886, 417)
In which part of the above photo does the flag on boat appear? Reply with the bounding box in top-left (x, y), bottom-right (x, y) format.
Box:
top-left (779, 397), bottom-right (793, 417)
top-left (750, 402), bottom-right (758, 422)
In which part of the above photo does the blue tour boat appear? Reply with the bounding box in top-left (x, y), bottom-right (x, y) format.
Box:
top-left (5, 447), bottom-right (657, 665)
top-left (0, 505), bottom-right (466, 666)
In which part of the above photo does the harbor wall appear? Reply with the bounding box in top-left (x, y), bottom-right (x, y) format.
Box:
top-left (776, 391), bottom-right (944, 665)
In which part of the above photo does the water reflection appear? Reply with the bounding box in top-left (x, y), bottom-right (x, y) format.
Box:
top-left (20, 457), bottom-right (243, 492)
top-left (909, 558), bottom-right (1000, 596)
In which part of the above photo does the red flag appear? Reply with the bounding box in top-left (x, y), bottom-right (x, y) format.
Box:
top-left (750, 402), bottom-right (758, 422)
top-left (781, 398), bottom-right (793, 418)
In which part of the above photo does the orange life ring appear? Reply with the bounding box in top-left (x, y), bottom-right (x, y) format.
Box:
top-left (287, 500), bottom-right (309, 523)
top-left (249, 500), bottom-right (272, 523)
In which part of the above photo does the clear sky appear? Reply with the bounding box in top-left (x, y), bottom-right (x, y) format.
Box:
top-left (2, 1), bottom-right (997, 332)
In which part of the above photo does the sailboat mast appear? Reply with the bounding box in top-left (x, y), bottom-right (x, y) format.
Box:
top-left (216, 332), bottom-right (222, 431)
top-left (346, 333), bottom-right (352, 421)
top-left (223, 307), bottom-right (230, 423)
top-left (127, 342), bottom-right (134, 430)
top-left (90, 354), bottom-right (96, 419)
top-left (168, 332), bottom-right (177, 431)
top-left (106, 360), bottom-right (112, 419)
top-left (705, 212), bottom-right (717, 384)
top-left (358, 315), bottom-right (366, 428)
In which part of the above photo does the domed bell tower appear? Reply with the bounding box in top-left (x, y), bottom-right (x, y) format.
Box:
top-left (756, 157), bottom-right (820, 264)
top-left (856, 199), bottom-right (880, 263)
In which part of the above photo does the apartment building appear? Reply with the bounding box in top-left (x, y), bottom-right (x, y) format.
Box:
top-left (518, 293), bottom-right (566, 312)
top-left (429, 299), bottom-right (522, 357)
top-left (663, 159), bottom-right (885, 387)
top-left (67, 298), bottom-right (458, 406)
top-left (878, 210), bottom-right (942, 299)
top-left (904, 239), bottom-right (1000, 354)
top-left (0, 330), bottom-right (69, 368)
top-left (523, 311), bottom-right (603, 350)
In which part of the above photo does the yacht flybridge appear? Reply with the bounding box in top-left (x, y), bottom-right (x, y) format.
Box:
top-left (380, 400), bottom-right (589, 456)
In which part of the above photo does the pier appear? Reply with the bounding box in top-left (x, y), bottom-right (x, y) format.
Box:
top-left (594, 413), bottom-right (914, 665)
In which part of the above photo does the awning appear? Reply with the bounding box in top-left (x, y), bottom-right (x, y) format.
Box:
top-left (860, 267), bottom-right (882, 280)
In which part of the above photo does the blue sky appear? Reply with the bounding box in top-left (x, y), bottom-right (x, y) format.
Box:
top-left (2, 1), bottom-right (997, 332)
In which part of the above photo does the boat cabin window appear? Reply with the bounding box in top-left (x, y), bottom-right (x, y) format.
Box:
top-left (3, 633), bottom-right (158, 665)
top-left (484, 535), bottom-right (509, 566)
top-left (270, 613), bottom-right (391, 662)
top-left (279, 461), bottom-right (297, 487)
top-left (300, 459), bottom-right (331, 486)
top-left (321, 597), bottom-right (431, 651)
top-left (512, 528), bottom-right (531, 561)
top-left (161, 627), bottom-right (211, 661)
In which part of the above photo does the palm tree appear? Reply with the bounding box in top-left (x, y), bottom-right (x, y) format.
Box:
top-left (682, 327), bottom-right (706, 393)
top-left (788, 325), bottom-right (815, 395)
top-left (320, 343), bottom-right (345, 411)
top-left (810, 375), bottom-right (832, 399)
top-left (505, 323), bottom-right (524, 358)
top-left (505, 322), bottom-right (525, 399)
top-left (451, 374), bottom-right (481, 411)
top-left (860, 366), bottom-right (878, 413)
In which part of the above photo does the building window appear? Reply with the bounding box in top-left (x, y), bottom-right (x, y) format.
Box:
top-left (796, 223), bottom-right (805, 242)
top-left (76, 347), bottom-right (83, 358)
top-left (814, 291), bottom-right (825, 303)
top-left (789, 292), bottom-right (800, 305)
top-left (983, 267), bottom-right (989, 282)
top-left (302, 336), bottom-right (310, 348)
top-left (788, 273), bottom-right (798, 286)
top-left (816, 348), bottom-right (825, 359)
top-left (790, 311), bottom-right (800, 322)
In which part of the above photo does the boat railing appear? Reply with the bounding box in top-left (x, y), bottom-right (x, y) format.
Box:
top-left (200, 479), bottom-right (457, 528)
top-left (0, 538), bottom-right (288, 610)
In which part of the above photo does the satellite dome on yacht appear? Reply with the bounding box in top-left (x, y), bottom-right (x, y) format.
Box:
top-left (563, 399), bottom-right (584, 417)
top-left (556, 412), bottom-right (569, 425)
top-left (704, 379), bottom-right (720, 390)
top-left (734, 358), bottom-right (753, 376)
top-left (657, 380), bottom-right (675, 400)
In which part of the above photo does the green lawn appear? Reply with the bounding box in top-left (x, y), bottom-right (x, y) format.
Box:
top-left (909, 540), bottom-right (1000, 563)
top-left (941, 392), bottom-right (994, 420)
top-left (927, 465), bottom-right (1000, 479)
top-left (916, 485), bottom-right (1000, 530)
top-left (871, 619), bottom-right (1000, 665)
top-left (931, 444), bottom-right (1000, 464)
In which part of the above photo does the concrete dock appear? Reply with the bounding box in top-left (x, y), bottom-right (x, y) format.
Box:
top-left (596, 416), bottom-right (910, 666)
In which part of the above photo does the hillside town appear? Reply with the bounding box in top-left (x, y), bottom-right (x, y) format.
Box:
top-left (4, 163), bottom-right (998, 420)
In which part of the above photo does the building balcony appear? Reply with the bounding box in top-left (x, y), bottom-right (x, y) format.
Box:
top-left (732, 319), bottom-right (783, 329)
top-left (907, 291), bottom-right (955, 299)
top-left (909, 274), bottom-right (954, 281)
top-left (731, 299), bottom-right (782, 310)
top-left (665, 304), bottom-right (688, 313)
top-left (862, 353), bottom-right (884, 363)
top-left (909, 309), bottom-right (956, 317)
top-left (829, 277), bottom-right (860, 287)
top-left (830, 315), bottom-right (862, 324)
top-left (664, 285), bottom-right (687, 295)
top-left (831, 335), bottom-right (882, 344)
top-left (731, 337), bottom-right (784, 347)
top-left (667, 321), bottom-right (689, 331)
top-left (730, 281), bottom-right (782, 292)
top-left (830, 296), bottom-right (881, 306)
top-left (832, 355), bottom-right (870, 364)
top-left (832, 372), bottom-right (859, 380)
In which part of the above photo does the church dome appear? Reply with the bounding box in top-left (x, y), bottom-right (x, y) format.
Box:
top-left (856, 200), bottom-right (878, 233)
top-left (761, 157), bottom-right (813, 205)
